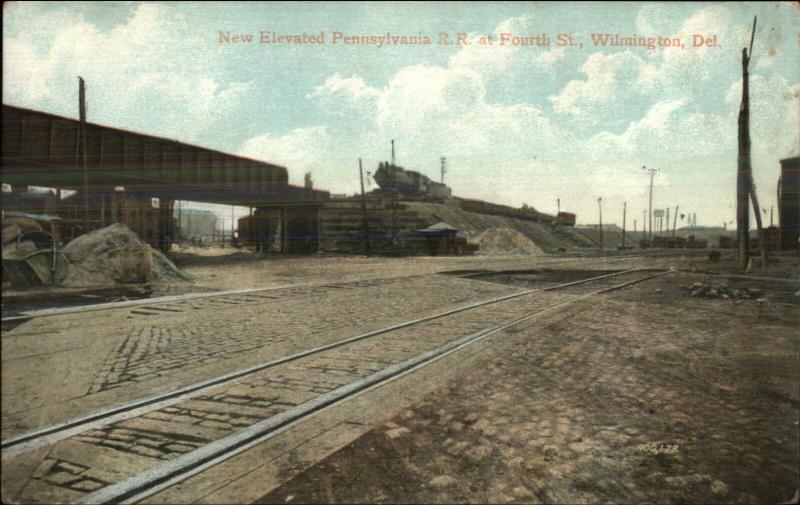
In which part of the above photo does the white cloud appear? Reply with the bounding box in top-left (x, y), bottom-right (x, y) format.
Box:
top-left (446, 14), bottom-right (567, 84)
top-left (239, 126), bottom-right (331, 171)
top-left (550, 51), bottom-right (657, 118)
top-left (307, 73), bottom-right (381, 114)
top-left (3, 3), bottom-right (252, 142)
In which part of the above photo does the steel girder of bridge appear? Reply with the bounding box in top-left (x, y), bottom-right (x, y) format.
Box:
top-left (1, 104), bottom-right (328, 207)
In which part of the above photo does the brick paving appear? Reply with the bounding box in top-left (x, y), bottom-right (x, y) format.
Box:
top-left (5, 255), bottom-right (796, 504)
top-left (258, 273), bottom-right (800, 504)
top-left (84, 275), bottom-right (523, 395)
top-left (9, 268), bottom-right (649, 503)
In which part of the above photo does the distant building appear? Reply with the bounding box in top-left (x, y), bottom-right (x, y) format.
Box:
top-left (177, 208), bottom-right (217, 241)
top-left (555, 212), bottom-right (576, 226)
top-left (778, 156), bottom-right (799, 250)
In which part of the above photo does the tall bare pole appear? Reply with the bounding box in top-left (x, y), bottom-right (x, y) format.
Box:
top-left (391, 140), bottom-right (395, 166)
top-left (622, 201), bottom-right (627, 248)
top-left (643, 165), bottom-right (659, 240)
top-left (672, 205), bottom-right (679, 238)
top-left (737, 17), bottom-right (757, 269)
top-left (178, 200), bottom-right (183, 240)
top-left (746, 16), bottom-right (767, 266)
top-left (597, 197), bottom-right (603, 250)
top-left (440, 156), bottom-right (447, 183)
top-left (359, 158), bottom-right (370, 255)
top-left (79, 77), bottom-right (90, 232)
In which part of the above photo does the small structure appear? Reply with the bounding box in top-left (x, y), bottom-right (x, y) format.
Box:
top-left (403, 222), bottom-right (473, 256)
top-left (555, 212), bottom-right (576, 227)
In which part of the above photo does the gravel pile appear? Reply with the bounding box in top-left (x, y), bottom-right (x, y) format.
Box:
top-left (681, 282), bottom-right (764, 300)
top-left (62, 224), bottom-right (192, 287)
top-left (468, 228), bottom-right (545, 256)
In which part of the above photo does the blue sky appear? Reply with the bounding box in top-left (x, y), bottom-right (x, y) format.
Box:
top-left (4, 1), bottom-right (799, 227)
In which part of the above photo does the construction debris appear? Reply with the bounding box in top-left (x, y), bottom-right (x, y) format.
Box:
top-left (681, 282), bottom-right (764, 300)
top-left (62, 224), bottom-right (191, 287)
top-left (2, 213), bottom-right (67, 288)
top-left (469, 228), bottom-right (545, 256)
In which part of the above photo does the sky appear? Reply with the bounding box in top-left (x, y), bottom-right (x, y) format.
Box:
top-left (3, 1), bottom-right (799, 228)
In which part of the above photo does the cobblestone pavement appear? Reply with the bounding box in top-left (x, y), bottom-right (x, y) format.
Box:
top-left (2, 274), bottom-right (525, 435)
top-left (2, 269), bottom-right (652, 503)
top-left (258, 273), bottom-right (799, 504)
top-left (4, 266), bottom-right (656, 502)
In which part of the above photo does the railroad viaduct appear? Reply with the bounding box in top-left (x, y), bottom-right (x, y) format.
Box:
top-left (1, 104), bottom-right (329, 252)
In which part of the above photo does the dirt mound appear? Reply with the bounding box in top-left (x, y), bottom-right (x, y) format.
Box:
top-left (62, 224), bottom-right (192, 287)
top-left (469, 228), bottom-right (545, 256)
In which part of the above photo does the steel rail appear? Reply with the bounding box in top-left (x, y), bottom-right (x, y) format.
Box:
top-left (1, 284), bottom-right (318, 323)
top-left (1, 268), bottom-right (653, 457)
top-left (76, 269), bottom-right (671, 504)
top-left (1, 250), bottom-right (688, 323)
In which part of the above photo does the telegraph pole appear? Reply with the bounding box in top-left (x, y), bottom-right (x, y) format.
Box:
top-left (642, 165), bottom-right (659, 240)
top-left (622, 201), bottom-right (627, 249)
top-left (672, 205), bottom-right (679, 238)
top-left (440, 156), bottom-right (447, 183)
top-left (737, 17), bottom-right (757, 269)
top-left (391, 140), bottom-right (396, 165)
top-left (557, 198), bottom-right (561, 215)
top-left (79, 77), bottom-right (90, 232)
top-left (359, 158), bottom-right (370, 255)
top-left (598, 197), bottom-right (604, 250)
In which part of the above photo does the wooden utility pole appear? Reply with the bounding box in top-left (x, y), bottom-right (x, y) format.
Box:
top-left (622, 201), bottom-right (627, 248)
top-left (737, 16), bottom-right (758, 269)
top-left (359, 158), bottom-right (370, 255)
top-left (440, 156), bottom-right (447, 183)
top-left (598, 197), bottom-right (604, 250)
top-left (79, 77), bottom-right (90, 232)
top-left (642, 210), bottom-right (646, 236)
top-left (643, 165), bottom-right (659, 240)
top-left (666, 207), bottom-right (670, 235)
top-left (672, 205), bottom-right (679, 238)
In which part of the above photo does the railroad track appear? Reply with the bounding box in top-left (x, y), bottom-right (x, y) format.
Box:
top-left (1, 250), bottom-right (693, 323)
top-left (2, 268), bottom-right (670, 504)
top-left (0, 279), bottom-right (398, 323)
